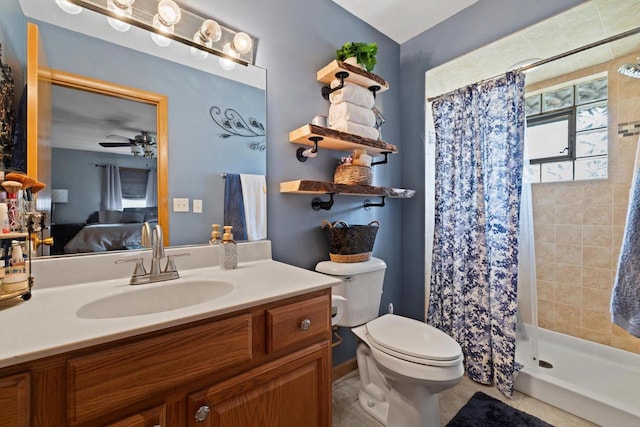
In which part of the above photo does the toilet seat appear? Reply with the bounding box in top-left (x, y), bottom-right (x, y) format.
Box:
top-left (365, 314), bottom-right (462, 367)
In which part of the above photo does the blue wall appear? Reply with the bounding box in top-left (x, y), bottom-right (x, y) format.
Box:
top-left (196, 0), bottom-right (403, 365)
top-left (398, 0), bottom-right (586, 322)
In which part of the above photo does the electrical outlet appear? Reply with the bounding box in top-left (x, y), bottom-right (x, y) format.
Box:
top-left (193, 199), bottom-right (203, 213)
top-left (173, 198), bottom-right (189, 212)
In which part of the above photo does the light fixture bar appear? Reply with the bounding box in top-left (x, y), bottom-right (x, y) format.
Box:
top-left (66, 0), bottom-right (255, 66)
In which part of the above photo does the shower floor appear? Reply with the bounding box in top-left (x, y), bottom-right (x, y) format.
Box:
top-left (515, 326), bottom-right (640, 426)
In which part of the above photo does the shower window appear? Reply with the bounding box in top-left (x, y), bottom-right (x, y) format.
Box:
top-left (525, 76), bottom-right (608, 183)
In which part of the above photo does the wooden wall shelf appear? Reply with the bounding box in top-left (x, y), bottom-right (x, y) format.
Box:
top-left (290, 124), bottom-right (397, 156)
top-left (317, 60), bottom-right (389, 93)
top-left (280, 180), bottom-right (415, 198)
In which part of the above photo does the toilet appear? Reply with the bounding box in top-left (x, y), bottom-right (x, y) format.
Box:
top-left (315, 257), bottom-right (464, 427)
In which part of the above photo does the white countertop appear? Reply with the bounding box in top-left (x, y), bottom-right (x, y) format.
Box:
top-left (0, 242), bottom-right (339, 369)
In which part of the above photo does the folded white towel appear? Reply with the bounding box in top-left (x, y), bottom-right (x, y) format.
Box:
top-left (240, 174), bottom-right (267, 241)
top-left (329, 102), bottom-right (376, 127)
top-left (330, 119), bottom-right (379, 140)
top-left (329, 81), bottom-right (375, 109)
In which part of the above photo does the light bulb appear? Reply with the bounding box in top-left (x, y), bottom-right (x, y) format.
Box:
top-left (55, 0), bottom-right (82, 14)
top-left (231, 32), bottom-right (252, 54)
top-left (131, 145), bottom-right (144, 157)
top-left (157, 0), bottom-right (181, 26)
top-left (190, 19), bottom-right (221, 60)
top-left (107, 0), bottom-right (132, 32)
top-left (151, 14), bottom-right (173, 47)
top-left (219, 42), bottom-right (239, 70)
top-left (199, 19), bottom-right (221, 43)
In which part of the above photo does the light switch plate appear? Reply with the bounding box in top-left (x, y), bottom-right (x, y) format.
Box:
top-left (173, 198), bottom-right (189, 212)
top-left (193, 199), bottom-right (203, 213)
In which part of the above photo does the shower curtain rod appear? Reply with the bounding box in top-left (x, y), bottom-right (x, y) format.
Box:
top-left (427, 26), bottom-right (640, 103)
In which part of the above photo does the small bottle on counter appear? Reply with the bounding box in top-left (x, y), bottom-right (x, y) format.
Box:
top-left (219, 225), bottom-right (237, 270)
top-left (209, 224), bottom-right (221, 246)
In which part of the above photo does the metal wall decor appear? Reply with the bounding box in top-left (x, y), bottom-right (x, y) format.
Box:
top-left (0, 44), bottom-right (15, 168)
top-left (209, 106), bottom-right (265, 151)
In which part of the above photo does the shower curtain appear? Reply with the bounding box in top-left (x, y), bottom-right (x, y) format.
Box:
top-left (428, 71), bottom-right (525, 396)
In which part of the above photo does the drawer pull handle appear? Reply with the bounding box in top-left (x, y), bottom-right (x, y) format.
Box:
top-left (300, 319), bottom-right (311, 331)
top-left (194, 405), bottom-right (211, 422)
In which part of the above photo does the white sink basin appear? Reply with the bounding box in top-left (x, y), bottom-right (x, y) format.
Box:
top-left (76, 280), bottom-right (234, 319)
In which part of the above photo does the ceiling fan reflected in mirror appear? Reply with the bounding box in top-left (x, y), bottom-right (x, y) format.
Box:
top-left (99, 131), bottom-right (157, 158)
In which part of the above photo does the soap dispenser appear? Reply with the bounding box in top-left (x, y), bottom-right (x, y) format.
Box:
top-left (209, 224), bottom-right (221, 246)
top-left (219, 226), bottom-right (237, 270)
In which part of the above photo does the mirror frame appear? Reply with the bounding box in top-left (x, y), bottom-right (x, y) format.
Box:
top-left (27, 66), bottom-right (169, 246)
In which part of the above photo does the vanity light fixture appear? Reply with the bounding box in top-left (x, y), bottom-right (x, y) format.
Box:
top-left (59, 0), bottom-right (256, 66)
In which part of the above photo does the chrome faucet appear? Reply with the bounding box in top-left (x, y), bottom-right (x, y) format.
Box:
top-left (150, 224), bottom-right (165, 275)
top-left (116, 224), bottom-right (189, 285)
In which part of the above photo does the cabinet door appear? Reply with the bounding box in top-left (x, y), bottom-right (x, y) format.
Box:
top-left (68, 314), bottom-right (252, 425)
top-left (188, 342), bottom-right (331, 427)
top-left (104, 404), bottom-right (166, 427)
top-left (0, 372), bottom-right (30, 427)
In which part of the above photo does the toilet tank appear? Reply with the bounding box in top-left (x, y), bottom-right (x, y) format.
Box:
top-left (315, 257), bottom-right (386, 327)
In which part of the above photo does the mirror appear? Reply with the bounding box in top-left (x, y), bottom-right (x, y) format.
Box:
top-left (47, 70), bottom-right (168, 255)
top-left (15, 1), bottom-right (266, 256)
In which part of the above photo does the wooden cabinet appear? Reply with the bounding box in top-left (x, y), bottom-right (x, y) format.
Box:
top-left (0, 289), bottom-right (331, 427)
top-left (0, 372), bottom-right (30, 427)
top-left (187, 343), bottom-right (330, 427)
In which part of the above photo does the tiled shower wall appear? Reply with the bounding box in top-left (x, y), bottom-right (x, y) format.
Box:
top-left (528, 52), bottom-right (640, 354)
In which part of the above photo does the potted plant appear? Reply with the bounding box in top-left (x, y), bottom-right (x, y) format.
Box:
top-left (336, 42), bottom-right (377, 72)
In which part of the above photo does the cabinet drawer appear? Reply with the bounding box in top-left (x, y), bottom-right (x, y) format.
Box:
top-left (68, 314), bottom-right (252, 425)
top-left (0, 372), bottom-right (30, 427)
top-left (105, 404), bottom-right (166, 427)
top-left (266, 295), bottom-right (330, 353)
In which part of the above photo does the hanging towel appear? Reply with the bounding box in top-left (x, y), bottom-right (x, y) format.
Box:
top-left (240, 174), bottom-right (267, 241)
top-left (329, 81), bottom-right (375, 109)
top-left (611, 168), bottom-right (640, 337)
top-left (329, 119), bottom-right (380, 140)
top-left (329, 101), bottom-right (376, 127)
top-left (223, 174), bottom-right (248, 241)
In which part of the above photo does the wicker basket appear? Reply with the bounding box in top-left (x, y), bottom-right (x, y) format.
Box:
top-left (321, 220), bottom-right (380, 263)
top-left (334, 164), bottom-right (372, 185)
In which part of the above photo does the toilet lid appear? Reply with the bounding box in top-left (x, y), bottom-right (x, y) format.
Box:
top-left (365, 314), bottom-right (461, 362)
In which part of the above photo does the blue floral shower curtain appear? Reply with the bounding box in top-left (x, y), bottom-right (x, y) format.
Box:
top-left (428, 71), bottom-right (525, 396)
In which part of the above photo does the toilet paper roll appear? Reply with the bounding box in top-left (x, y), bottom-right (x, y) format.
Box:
top-left (331, 295), bottom-right (346, 326)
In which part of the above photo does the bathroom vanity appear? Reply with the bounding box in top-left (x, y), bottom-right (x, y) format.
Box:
top-left (0, 242), bottom-right (337, 426)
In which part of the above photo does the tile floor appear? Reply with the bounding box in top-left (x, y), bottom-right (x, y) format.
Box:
top-left (332, 371), bottom-right (598, 426)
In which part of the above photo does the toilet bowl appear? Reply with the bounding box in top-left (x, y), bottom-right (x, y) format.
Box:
top-left (315, 258), bottom-right (464, 427)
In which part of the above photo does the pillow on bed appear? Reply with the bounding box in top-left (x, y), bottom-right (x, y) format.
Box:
top-left (143, 211), bottom-right (158, 222)
top-left (121, 211), bottom-right (144, 223)
top-left (86, 211), bottom-right (99, 224)
top-left (99, 209), bottom-right (123, 224)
